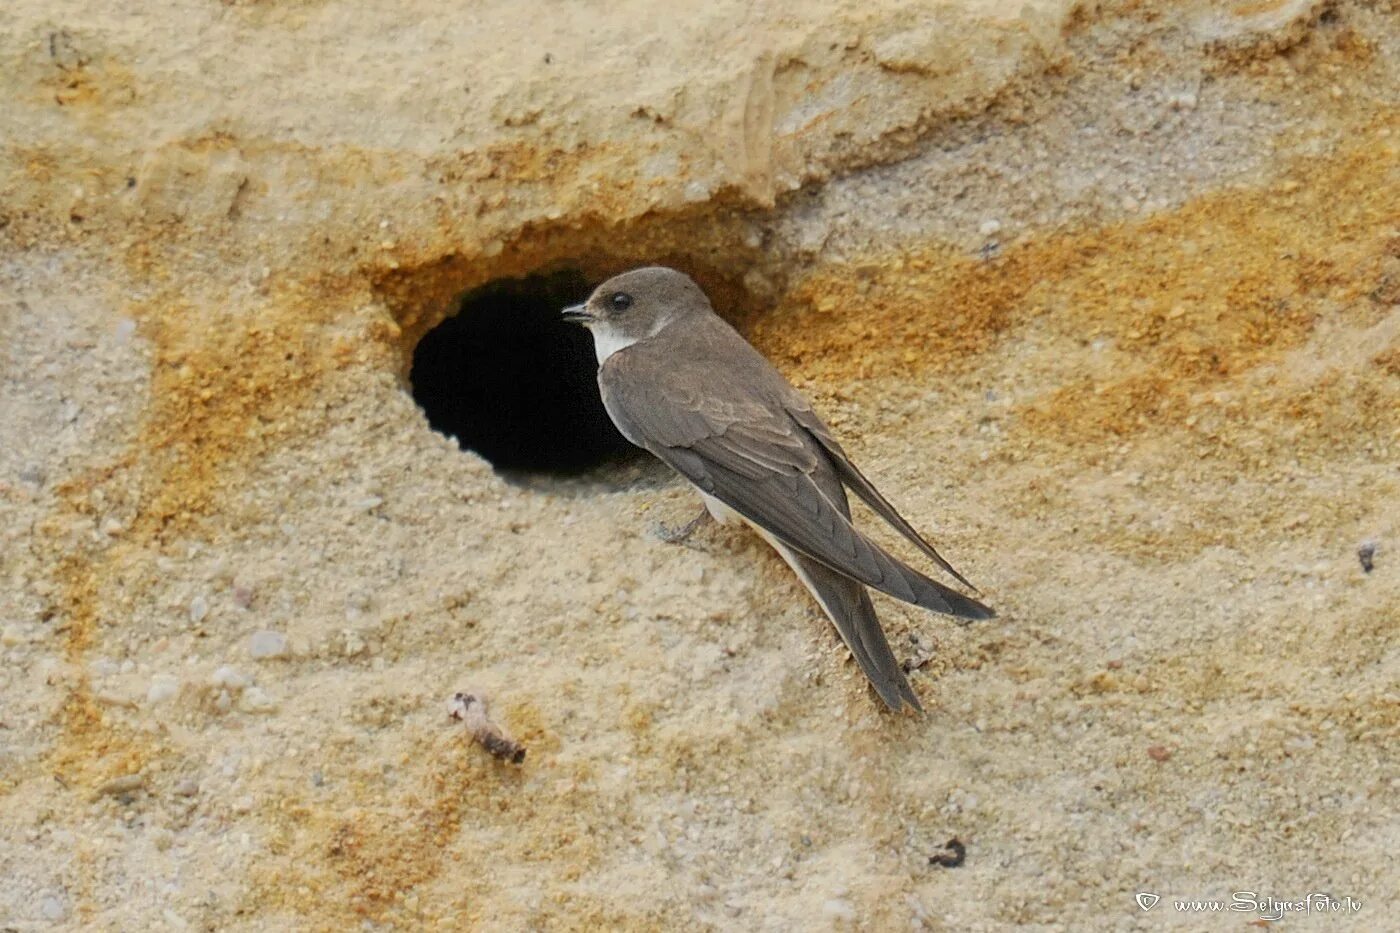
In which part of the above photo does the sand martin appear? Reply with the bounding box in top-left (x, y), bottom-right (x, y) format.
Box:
top-left (563, 267), bottom-right (993, 712)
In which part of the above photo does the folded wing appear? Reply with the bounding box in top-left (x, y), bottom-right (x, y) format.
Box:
top-left (601, 360), bottom-right (993, 621)
top-left (786, 404), bottom-right (980, 592)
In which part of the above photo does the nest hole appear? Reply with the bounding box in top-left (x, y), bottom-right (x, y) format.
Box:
top-left (409, 269), bottom-right (639, 474)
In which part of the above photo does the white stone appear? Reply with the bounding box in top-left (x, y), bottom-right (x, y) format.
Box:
top-left (146, 674), bottom-right (181, 705)
top-left (210, 666), bottom-right (250, 690)
top-left (822, 899), bottom-right (857, 921)
top-left (248, 630), bottom-right (289, 660)
top-left (239, 687), bottom-right (277, 713)
top-left (40, 895), bottom-right (68, 922)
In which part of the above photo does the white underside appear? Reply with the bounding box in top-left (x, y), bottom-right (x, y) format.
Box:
top-left (698, 491), bottom-right (813, 595)
top-left (696, 487), bottom-right (860, 661)
top-left (698, 490), bottom-right (742, 526)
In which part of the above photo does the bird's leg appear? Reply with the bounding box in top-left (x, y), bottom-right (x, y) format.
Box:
top-left (653, 508), bottom-right (712, 544)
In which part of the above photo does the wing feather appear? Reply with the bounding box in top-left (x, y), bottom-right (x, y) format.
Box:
top-left (788, 405), bottom-right (980, 592)
top-left (600, 356), bottom-right (992, 620)
top-left (698, 454), bottom-right (990, 618)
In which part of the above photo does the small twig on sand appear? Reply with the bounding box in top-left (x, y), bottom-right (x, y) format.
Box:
top-left (448, 692), bottom-right (526, 764)
top-left (652, 508), bottom-right (711, 545)
top-left (929, 838), bottom-right (966, 868)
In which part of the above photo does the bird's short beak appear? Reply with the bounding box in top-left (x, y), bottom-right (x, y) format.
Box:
top-left (561, 303), bottom-right (593, 324)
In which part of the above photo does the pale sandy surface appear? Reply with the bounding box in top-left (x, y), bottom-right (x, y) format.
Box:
top-left (2, 0), bottom-right (1398, 930)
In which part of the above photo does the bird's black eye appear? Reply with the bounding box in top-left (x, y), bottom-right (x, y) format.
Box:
top-left (608, 292), bottom-right (633, 312)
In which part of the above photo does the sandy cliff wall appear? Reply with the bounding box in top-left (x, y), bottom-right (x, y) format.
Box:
top-left (2, 0), bottom-right (1397, 929)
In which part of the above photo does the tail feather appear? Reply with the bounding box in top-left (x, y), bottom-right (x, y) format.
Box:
top-left (775, 542), bottom-right (923, 713)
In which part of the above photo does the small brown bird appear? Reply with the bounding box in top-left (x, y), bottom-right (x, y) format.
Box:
top-left (563, 267), bottom-right (993, 712)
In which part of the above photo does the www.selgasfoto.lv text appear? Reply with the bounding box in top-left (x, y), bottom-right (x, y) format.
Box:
top-left (1164, 892), bottom-right (1362, 920)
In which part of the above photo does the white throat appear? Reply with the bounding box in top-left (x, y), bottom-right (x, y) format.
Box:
top-left (588, 324), bottom-right (638, 364)
top-left (587, 320), bottom-right (662, 364)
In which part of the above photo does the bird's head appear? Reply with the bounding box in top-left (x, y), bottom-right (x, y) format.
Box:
top-left (562, 266), bottom-right (712, 359)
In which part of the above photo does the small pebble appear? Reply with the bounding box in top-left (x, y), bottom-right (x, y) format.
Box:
top-left (2, 625), bottom-right (23, 646)
top-left (978, 219), bottom-right (1002, 237)
top-left (173, 778), bottom-right (199, 797)
top-left (1358, 540), bottom-right (1377, 574)
top-left (1167, 91), bottom-right (1197, 110)
top-left (239, 687), bottom-right (277, 713)
top-left (341, 631), bottom-right (367, 657)
top-left (1147, 745), bottom-right (1172, 762)
top-left (232, 584), bottom-right (254, 609)
top-left (822, 899), bottom-right (857, 921)
top-left (210, 666), bottom-right (249, 690)
top-left (41, 895), bottom-right (68, 922)
top-left (248, 630), bottom-right (289, 660)
top-left (146, 674), bottom-right (180, 705)
top-left (188, 595), bottom-right (209, 624)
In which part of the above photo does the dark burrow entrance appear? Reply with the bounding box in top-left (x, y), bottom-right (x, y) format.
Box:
top-left (409, 269), bottom-right (639, 474)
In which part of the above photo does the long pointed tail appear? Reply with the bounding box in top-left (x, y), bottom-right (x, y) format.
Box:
top-left (774, 542), bottom-right (922, 713)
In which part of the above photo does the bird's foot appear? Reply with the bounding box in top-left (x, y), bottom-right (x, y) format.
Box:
top-left (652, 509), bottom-right (711, 544)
